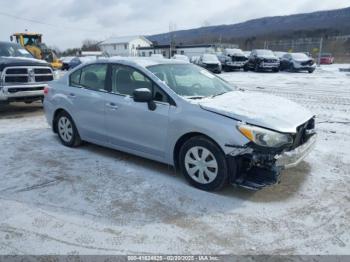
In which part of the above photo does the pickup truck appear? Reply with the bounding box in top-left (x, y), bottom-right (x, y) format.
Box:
top-left (0, 41), bottom-right (54, 104)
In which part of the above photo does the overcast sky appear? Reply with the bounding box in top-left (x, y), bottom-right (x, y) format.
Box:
top-left (0, 0), bottom-right (349, 50)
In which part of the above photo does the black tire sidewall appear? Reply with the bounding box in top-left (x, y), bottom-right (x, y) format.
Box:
top-left (56, 112), bottom-right (80, 147)
top-left (179, 136), bottom-right (228, 191)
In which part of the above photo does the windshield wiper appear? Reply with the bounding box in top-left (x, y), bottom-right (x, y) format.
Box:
top-left (187, 96), bottom-right (206, 100)
top-left (211, 92), bottom-right (228, 98)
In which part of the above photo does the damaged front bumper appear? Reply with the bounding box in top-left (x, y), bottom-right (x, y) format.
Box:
top-left (275, 135), bottom-right (317, 169)
top-left (227, 134), bottom-right (317, 190)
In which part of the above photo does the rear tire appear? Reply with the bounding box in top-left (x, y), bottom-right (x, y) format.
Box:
top-left (55, 111), bottom-right (82, 147)
top-left (179, 136), bottom-right (228, 191)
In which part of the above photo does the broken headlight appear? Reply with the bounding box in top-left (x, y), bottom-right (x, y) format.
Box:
top-left (238, 124), bottom-right (293, 148)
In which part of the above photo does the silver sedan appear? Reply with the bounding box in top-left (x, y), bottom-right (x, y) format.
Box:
top-left (43, 57), bottom-right (316, 191)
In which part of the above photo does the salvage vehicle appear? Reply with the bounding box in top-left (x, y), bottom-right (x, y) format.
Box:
top-left (172, 54), bottom-right (190, 62)
top-left (280, 53), bottom-right (316, 73)
top-left (0, 41), bottom-right (54, 104)
top-left (320, 53), bottom-right (334, 65)
top-left (196, 54), bottom-right (222, 74)
top-left (44, 57), bottom-right (316, 191)
top-left (218, 49), bottom-right (248, 71)
top-left (244, 49), bottom-right (280, 72)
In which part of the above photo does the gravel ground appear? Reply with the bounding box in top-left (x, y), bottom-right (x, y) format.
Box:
top-left (0, 65), bottom-right (349, 255)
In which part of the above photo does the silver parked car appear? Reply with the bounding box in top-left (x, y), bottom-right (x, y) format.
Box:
top-left (44, 57), bottom-right (316, 191)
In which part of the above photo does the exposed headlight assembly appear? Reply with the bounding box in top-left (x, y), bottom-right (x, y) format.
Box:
top-left (238, 124), bottom-right (293, 148)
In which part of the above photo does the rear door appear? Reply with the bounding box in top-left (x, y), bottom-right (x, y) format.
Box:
top-left (104, 64), bottom-right (170, 161)
top-left (66, 63), bottom-right (109, 142)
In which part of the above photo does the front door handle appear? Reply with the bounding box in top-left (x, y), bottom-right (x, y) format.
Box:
top-left (68, 93), bottom-right (76, 98)
top-left (106, 102), bottom-right (119, 110)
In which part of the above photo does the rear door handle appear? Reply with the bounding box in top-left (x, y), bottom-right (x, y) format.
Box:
top-left (68, 93), bottom-right (76, 98)
top-left (106, 102), bottom-right (119, 110)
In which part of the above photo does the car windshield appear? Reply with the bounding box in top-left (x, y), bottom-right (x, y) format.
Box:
top-left (256, 50), bottom-right (274, 56)
top-left (147, 64), bottom-right (234, 98)
top-left (0, 42), bottom-right (33, 58)
top-left (291, 53), bottom-right (309, 60)
top-left (274, 52), bottom-right (286, 58)
top-left (225, 49), bottom-right (244, 55)
top-left (202, 54), bottom-right (219, 63)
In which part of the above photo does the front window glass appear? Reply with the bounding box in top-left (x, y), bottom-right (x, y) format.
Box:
top-left (111, 65), bottom-right (152, 96)
top-left (0, 42), bottom-right (33, 58)
top-left (111, 65), bottom-right (168, 103)
top-left (147, 64), bottom-right (234, 99)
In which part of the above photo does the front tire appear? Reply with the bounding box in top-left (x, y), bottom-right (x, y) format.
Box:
top-left (56, 111), bottom-right (82, 147)
top-left (179, 136), bottom-right (228, 191)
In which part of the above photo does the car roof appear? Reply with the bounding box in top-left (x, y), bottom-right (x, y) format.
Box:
top-left (82, 56), bottom-right (189, 68)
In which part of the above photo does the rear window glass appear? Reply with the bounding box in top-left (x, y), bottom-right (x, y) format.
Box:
top-left (70, 69), bottom-right (81, 87)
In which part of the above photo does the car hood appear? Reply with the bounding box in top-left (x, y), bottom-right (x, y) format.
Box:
top-left (203, 60), bottom-right (220, 64)
top-left (294, 58), bottom-right (313, 63)
top-left (258, 55), bottom-right (278, 60)
top-left (198, 91), bottom-right (314, 133)
top-left (0, 56), bottom-right (50, 71)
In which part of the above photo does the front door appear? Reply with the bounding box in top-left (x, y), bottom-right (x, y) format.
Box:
top-left (105, 64), bottom-right (170, 161)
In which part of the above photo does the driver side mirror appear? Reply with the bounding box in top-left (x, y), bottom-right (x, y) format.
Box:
top-left (133, 88), bottom-right (156, 111)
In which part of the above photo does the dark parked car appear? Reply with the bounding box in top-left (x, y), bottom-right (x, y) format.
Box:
top-left (280, 53), bottom-right (316, 73)
top-left (197, 54), bottom-right (222, 74)
top-left (218, 49), bottom-right (248, 71)
top-left (68, 56), bottom-right (96, 70)
top-left (60, 56), bottom-right (74, 70)
top-left (244, 49), bottom-right (280, 72)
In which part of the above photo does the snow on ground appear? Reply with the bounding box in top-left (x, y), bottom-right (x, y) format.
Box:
top-left (0, 65), bottom-right (349, 255)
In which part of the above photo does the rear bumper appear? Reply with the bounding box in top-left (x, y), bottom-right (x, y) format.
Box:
top-left (0, 84), bottom-right (45, 101)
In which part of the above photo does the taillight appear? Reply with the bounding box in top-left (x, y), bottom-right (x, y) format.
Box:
top-left (44, 86), bottom-right (49, 95)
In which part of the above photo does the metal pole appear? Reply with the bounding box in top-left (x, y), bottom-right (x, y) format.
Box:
top-left (317, 37), bottom-right (323, 67)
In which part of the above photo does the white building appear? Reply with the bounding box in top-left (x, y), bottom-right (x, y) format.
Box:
top-left (138, 44), bottom-right (239, 59)
top-left (99, 36), bottom-right (152, 56)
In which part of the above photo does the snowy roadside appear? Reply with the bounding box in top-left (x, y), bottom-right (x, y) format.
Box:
top-left (0, 65), bottom-right (349, 255)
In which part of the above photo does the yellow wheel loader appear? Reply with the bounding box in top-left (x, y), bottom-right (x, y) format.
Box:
top-left (11, 33), bottom-right (62, 70)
